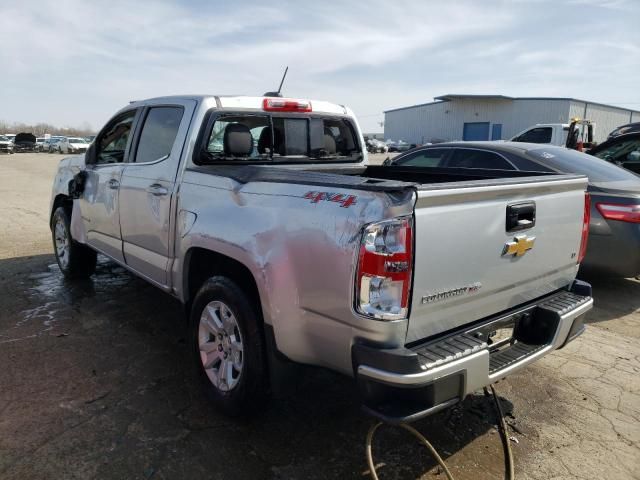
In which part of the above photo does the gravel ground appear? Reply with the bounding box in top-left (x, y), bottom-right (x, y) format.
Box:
top-left (0, 153), bottom-right (638, 479)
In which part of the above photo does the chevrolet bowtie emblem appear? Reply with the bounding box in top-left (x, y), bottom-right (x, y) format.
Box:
top-left (503, 235), bottom-right (536, 257)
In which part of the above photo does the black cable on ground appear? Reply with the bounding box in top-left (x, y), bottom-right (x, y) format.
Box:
top-left (365, 421), bottom-right (455, 480)
top-left (365, 383), bottom-right (515, 480)
top-left (487, 384), bottom-right (515, 480)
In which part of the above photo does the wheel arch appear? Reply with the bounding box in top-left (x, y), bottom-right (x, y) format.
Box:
top-left (183, 247), bottom-right (265, 324)
top-left (50, 194), bottom-right (73, 226)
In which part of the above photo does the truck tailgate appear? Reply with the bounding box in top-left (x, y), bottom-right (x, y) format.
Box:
top-left (407, 176), bottom-right (588, 343)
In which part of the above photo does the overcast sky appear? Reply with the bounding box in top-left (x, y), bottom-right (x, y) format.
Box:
top-left (1, 0), bottom-right (638, 132)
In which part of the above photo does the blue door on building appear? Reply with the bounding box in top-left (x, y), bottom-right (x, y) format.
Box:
top-left (491, 124), bottom-right (503, 140)
top-left (463, 122), bottom-right (490, 141)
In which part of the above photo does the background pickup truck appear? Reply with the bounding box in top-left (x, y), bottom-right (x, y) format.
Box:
top-left (49, 95), bottom-right (593, 422)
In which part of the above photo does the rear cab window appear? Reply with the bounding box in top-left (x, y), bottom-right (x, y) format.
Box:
top-left (198, 112), bottom-right (361, 164)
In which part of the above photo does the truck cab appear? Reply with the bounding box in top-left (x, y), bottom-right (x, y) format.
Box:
top-left (511, 123), bottom-right (570, 146)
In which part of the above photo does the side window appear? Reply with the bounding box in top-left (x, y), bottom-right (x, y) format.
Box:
top-left (96, 111), bottom-right (136, 164)
top-left (395, 148), bottom-right (448, 167)
top-left (134, 107), bottom-right (184, 163)
top-left (447, 149), bottom-right (515, 170)
top-left (517, 127), bottom-right (553, 144)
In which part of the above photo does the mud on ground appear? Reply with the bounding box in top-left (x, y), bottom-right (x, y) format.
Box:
top-left (0, 154), bottom-right (638, 479)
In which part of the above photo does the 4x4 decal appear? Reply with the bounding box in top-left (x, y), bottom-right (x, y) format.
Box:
top-left (304, 191), bottom-right (357, 208)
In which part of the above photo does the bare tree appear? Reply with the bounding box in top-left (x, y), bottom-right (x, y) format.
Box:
top-left (0, 120), bottom-right (95, 137)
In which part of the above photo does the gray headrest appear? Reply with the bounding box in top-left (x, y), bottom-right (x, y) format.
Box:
top-left (323, 134), bottom-right (336, 154)
top-left (224, 123), bottom-right (253, 156)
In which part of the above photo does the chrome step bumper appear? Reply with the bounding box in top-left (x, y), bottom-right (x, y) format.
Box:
top-left (353, 283), bottom-right (593, 423)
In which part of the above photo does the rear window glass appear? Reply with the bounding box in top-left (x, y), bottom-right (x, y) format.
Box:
top-left (527, 148), bottom-right (639, 183)
top-left (504, 152), bottom-right (554, 172)
top-left (446, 149), bottom-right (515, 170)
top-left (203, 114), bottom-right (360, 162)
top-left (207, 115), bottom-right (270, 159)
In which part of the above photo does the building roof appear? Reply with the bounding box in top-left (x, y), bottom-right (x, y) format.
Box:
top-left (434, 94), bottom-right (514, 102)
top-left (384, 94), bottom-right (640, 115)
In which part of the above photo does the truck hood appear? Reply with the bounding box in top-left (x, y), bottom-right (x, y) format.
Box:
top-left (14, 133), bottom-right (36, 144)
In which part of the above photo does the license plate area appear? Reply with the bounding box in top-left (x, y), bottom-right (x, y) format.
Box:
top-left (466, 307), bottom-right (535, 353)
top-left (465, 301), bottom-right (556, 352)
top-left (474, 317), bottom-right (517, 353)
top-left (488, 323), bottom-right (516, 351)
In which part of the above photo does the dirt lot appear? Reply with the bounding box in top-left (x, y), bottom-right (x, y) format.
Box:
top-left (1, 153), bottom-right (639, 480)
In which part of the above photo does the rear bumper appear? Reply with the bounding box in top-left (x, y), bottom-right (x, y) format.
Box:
top-left (353, 281), bottom-right (593, 424)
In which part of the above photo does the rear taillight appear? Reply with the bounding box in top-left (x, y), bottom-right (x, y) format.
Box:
top-left (596, 202), bottom-right (640, 224)
top-left (356, 217), bottom-right (413, 320)
top-left (578, 193), bottom-right (591, 264)
top-left (262, 98), bottom-right (312, 112)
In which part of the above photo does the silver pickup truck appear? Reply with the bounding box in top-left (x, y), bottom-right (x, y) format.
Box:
top-left (50, 95), bottom-right (593, 422)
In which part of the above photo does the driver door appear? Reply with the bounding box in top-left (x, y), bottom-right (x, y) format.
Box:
top-left (79, 109), bottom-right (140, 263)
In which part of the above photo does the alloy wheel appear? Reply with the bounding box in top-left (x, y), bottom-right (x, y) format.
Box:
top-left (198, 301), bottom-right (244, 391)
top-left (54, 216), bottom-right (70, 268)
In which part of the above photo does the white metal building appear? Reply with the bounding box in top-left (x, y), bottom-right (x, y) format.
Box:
top-left (384, 94), bottom-right (640, 144)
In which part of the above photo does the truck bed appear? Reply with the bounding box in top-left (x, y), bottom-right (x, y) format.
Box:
top-left (187, 164), bottom-right (581, 192)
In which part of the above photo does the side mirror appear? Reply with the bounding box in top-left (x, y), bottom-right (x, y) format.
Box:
top-left (85, 143), bottom-right (97, 165)
top-left (382, 157), bottom-right (392, 166)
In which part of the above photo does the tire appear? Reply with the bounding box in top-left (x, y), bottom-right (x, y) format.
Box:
top-left (51, 206), bottom-right (97, 278)
top-left (189, 276), bottom-right (268, 416)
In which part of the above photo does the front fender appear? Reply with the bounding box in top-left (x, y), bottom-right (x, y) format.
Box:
top-left (48, 156), bottom-right (86, 218)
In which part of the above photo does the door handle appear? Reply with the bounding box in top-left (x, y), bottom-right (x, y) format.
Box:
top-left (108, 179), bottom-right (120, 190)
top-left (506, 201), bottom-right (536, 232)
top-left (147, 184), bottom-right (169, 196)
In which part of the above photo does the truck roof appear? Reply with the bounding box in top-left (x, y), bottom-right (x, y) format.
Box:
top-left (131, 95), bottom-right (350, 116)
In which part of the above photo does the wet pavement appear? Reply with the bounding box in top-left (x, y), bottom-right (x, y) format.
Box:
top-left (0, 154), bottom-right (639, 479)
